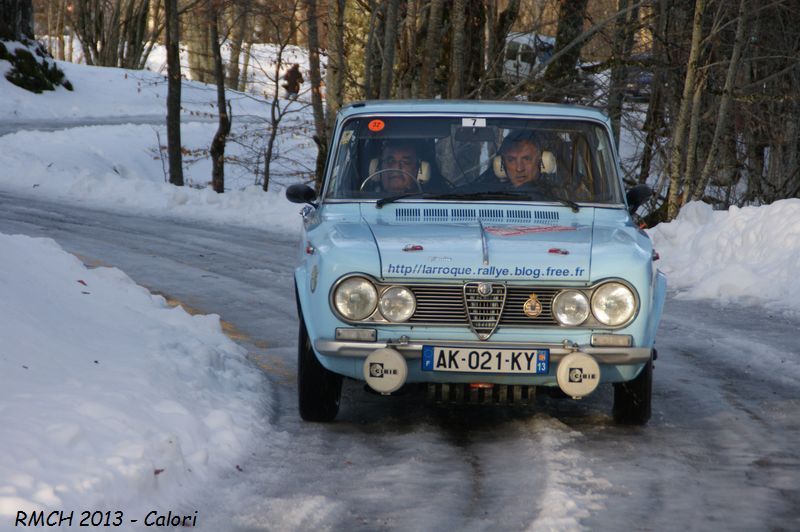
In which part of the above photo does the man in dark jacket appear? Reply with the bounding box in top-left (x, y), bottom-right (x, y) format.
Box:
top-left (282, 64), bottom-right (303, 99)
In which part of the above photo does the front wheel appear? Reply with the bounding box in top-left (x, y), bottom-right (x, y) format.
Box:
top-left (297, 316), bottom-right (342, 422)
top-left (612, 355), bottom-right (653, 425)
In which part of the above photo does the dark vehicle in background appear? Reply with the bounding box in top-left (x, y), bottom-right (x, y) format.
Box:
top-left (622, 54), bottom-right (654, 103)
top-left (503, 32), bottom-right (555, 81)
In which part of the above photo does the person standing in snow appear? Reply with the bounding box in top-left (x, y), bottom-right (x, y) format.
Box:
top-left (282, 64), bottom-right (304, 99)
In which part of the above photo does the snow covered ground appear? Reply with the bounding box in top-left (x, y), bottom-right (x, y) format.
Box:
top-left (0, 232), bottom-right (265, 520)
top-left (648, 199), bottom-right (800, 318)
top-left (1, 42), bottom-right (799, 529)
top-left (0, 44), bottom-right (303, 525)
top-left (0, 42), bottom-right (310, 232)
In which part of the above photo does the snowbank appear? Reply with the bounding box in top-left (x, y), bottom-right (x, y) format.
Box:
top-left (0, 232), bottom-right (265, 518)
top-left (0, 44), bottom-right (266, 121)
top-left (648, 200), bottom-right (800, 317)
top-left (0, 123), bottom-right (305, 233)
top-left (0, 53), bottom-right (312, 233)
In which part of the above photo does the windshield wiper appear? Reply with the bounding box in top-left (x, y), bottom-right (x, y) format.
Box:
top-left (534, 191), bottom-right (581, 212)
top-left (375, 192), bottom-right (430, 208)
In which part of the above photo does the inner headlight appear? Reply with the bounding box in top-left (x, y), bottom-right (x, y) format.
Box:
top-left (592, 282), bottom-right (636, 326)
top-left (553, 290), bottom-right (590, 326)
top-left (333, 277), bottom-right (378, 321)
top-left (378, 286), bottom-right (416, 322)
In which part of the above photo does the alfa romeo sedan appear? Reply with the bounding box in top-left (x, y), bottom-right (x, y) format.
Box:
top-left (286, 101), bottom-right (665, 425)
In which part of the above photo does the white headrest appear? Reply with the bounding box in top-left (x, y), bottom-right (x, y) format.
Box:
top-left (493, 150), bottom-right (557, 180)
top-left (369, 158), bottom-right (430, 184)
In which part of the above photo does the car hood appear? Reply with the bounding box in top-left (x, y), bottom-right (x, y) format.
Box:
top-left (367, 220), bottom-right (593, 282)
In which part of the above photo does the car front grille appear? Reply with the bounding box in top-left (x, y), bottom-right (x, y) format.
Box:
top-left (408, 284), bottom-right (559, 328)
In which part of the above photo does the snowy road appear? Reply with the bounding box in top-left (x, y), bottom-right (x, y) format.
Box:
top-left (1, 191), bottom-right (797, 531)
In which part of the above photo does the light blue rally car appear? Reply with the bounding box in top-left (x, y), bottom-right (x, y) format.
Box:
top-left (286, 101), bottom-right (666, 425)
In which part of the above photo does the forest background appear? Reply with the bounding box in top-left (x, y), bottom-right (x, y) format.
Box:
top-left (3, 0), bottom-right (800, 222)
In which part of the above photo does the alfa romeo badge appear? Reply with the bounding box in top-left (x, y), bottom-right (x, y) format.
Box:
top-left (523, 292), bottom-right (543, 318)
top-left (477, 282), bottom-right (493, 297)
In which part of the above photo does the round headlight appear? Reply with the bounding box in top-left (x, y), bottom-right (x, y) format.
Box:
top-left (378, 286), bottom-right (416, 322)
top-left (592, 282), bottom-right (636, 326)
top-left (553, 290), bottom-right (590, 326)
top-left (333, 277), bottom-right (378, 321)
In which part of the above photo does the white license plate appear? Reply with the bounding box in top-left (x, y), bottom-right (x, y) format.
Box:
top-left (421, 346), bottom-right (550, 374)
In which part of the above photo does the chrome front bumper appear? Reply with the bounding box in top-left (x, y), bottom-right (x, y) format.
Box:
top-left (314, 338), bottom-right (651, 365)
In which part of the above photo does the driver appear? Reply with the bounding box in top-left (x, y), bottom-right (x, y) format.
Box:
top-left (377, 141), bottom-right (420, 193)
top-left (465, 130), bottom-right (555, 195)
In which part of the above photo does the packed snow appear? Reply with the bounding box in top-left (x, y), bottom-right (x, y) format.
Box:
top-left (0, 232), bottom-right (265, 521)
top-left (1, 39), bottom-right (799, 528)
top-left (648, 199), bottom-right (800, 318)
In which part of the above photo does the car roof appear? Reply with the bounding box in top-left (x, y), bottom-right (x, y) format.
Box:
top-left (339, 100), bottom-right (610, 125)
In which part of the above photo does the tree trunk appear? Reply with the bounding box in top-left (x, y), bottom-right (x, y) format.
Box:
top-left (67, 30), bottom-right (73, 62)
top-left (209, 2), bottom-right (231, 194)
top-left (185, 7), bottom-right (212, 82)
top-left (0, 0), bottom-right (34, 40)
top-left (379, 0), bottom-right (400, 99)
top-left (363, 0), bottom-right (381, 100)
top-left (419, 0), bottom-right (444, 98)
top-left (681, 72), bottom-right (706, 204)
top-left (137, 0), bottom-right (163, 69)
top-left (164, 0), bottom-right (184, 187)
top-left (692, 0), bottom-right (748, 201)
top-left (263, 44), bottom-right (285, 193)
top-left (484, 0), bottom-right (520, 98)
top-left (239, 42), bottom-right (251, 92)
top-left (667, 0), bottom-right (705, 220)
top-left (46, 0), bottom-right (54, 54)
top-left (541, 0), bottom-right (589, 101)
top-left (607, 0), bottom-right (639, 147)
top-left (118, 0), bottom-right (151, 69)
top-left (56, 0), bottom-right (66, 60)
top-left (397, 0), bottom-right (418, 99)
top-left (225, 3), bottom-right (248, 90)
top-left (464, 0), bottom-right (486, 98)
top-left (449, 0), bottom-right (468, 99)
top-left (305, 0), bottom-right (327, 188)
top-left (325, 0), bottom-right (346, 130)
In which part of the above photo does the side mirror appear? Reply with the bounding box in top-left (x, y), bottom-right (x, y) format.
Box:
top-left (286, 184), bottom-right (318, 205)
top-left (626, 184), bottom-right (652, 214)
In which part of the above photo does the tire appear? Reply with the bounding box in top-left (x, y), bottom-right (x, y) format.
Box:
top-left (297, 316), bottom-right (342, 422)
top-left (613, 355), bottom-right (652, 425)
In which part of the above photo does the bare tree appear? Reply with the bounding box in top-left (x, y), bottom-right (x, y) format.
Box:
top-left (666, 0), bottom-right (705, 219)
top-left (325, 0), bottom-right (345, 129)
top-left (449, 0), bottom-right (468, 99)
top-left (690, 0), bottom-right (748, 201)
top-left (305, 0), bottom-right (327, 187)
top-left (541, 0), bottom-right (589, 101)
top-left (185, 4), bottom-right (214, 82)
top-left (67, 0), bottom-right (155, 69)
top-left (419, 0), bottom-right (445, 98)
top-left (379, 0), bottom-right (400, 98)
top-left (606, 0), bottom-right (640, 146)
top-left (208, 0), bottom-right (232, 193)
top-left (164, 0), bottom-right (184, 186)
top-left (257, 0), bottom-right (310, 191)
top-left (362, 0), bottom-right (382, 99)
top-left (481, 0), bottom-right (520, 98)
top-left (225, 1), bottom-right (249, 89)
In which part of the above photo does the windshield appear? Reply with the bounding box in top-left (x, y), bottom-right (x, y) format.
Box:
top-left (324, 115), bottom-right (623, 204)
